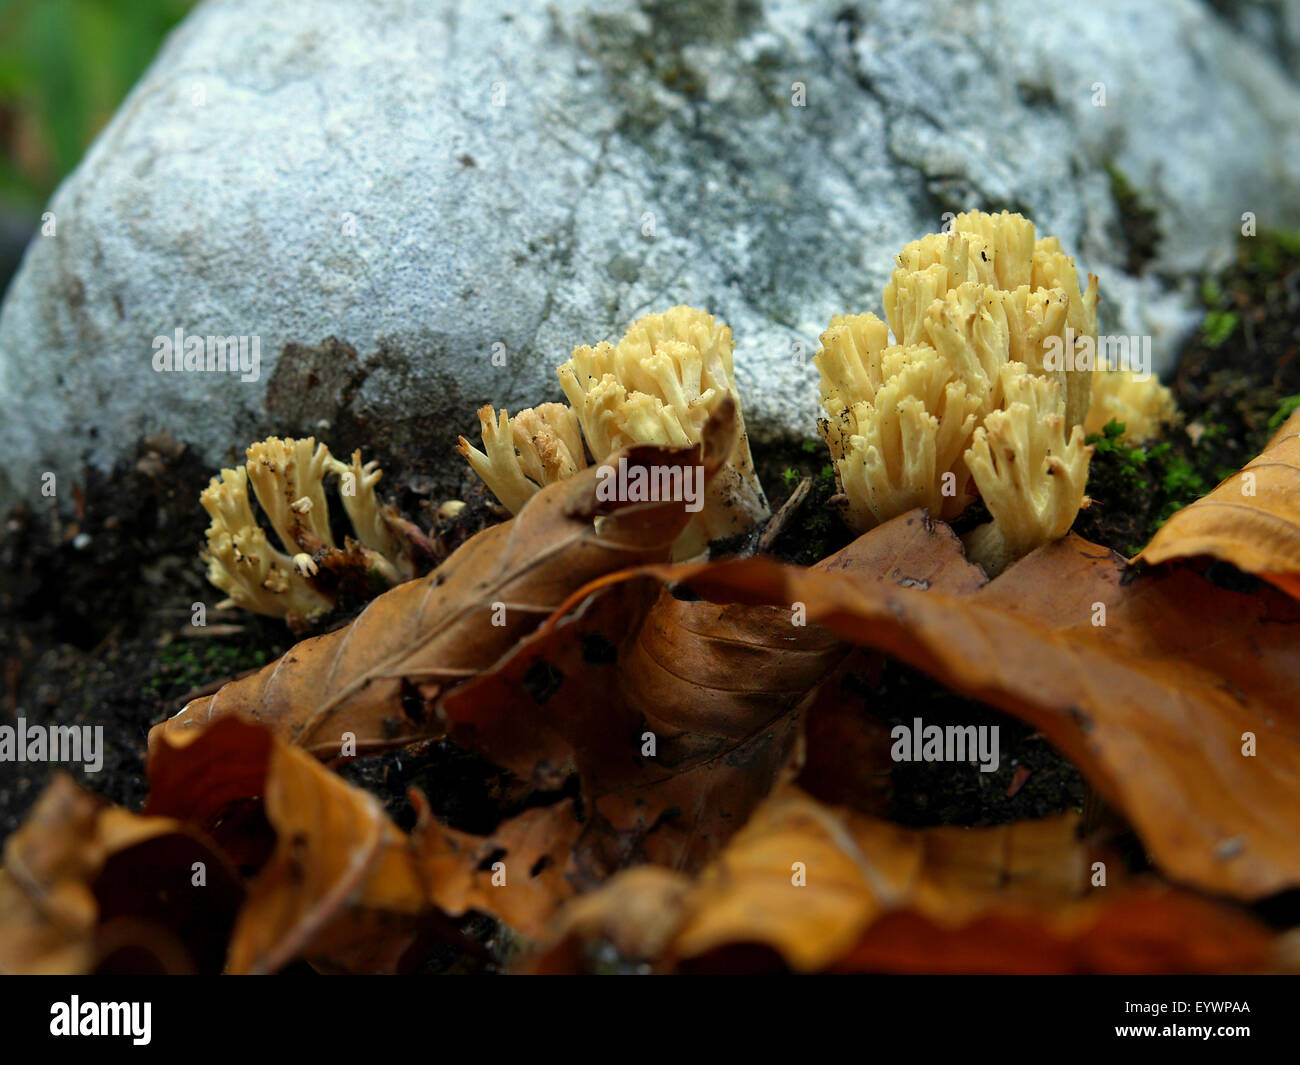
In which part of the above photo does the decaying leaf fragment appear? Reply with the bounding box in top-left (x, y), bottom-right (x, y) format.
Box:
top-left (0, 775), bottom-right (241, 975)
top-left (146, 716), bottom-right (439, 974)
top-left (414, 583), bottom-right (833, 941)
top-left (153, 437), bottom-right (717, 760)
top-left (1139, 408), bottom-right (1300, 598)
top-left (618, 532), bottom-right (1300, 899)
top-left (531, 787), bottom-right (1279, 974)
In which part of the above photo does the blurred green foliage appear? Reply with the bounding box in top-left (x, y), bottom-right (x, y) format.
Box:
top-left (1270, 393), bottom-right (1300, 433)
top-left (1201, 308), bottom-right (1239, 349)
top-left (0, 0), bottom-right (193, 210)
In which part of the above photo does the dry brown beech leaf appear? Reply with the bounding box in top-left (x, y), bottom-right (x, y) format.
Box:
top-left (0, 774), bottom-right (241, 975)
top-left (422, 511), bottom-right (984, 939)
top-left (1139, 409), bottom-right (1300, 598)
top-left (792, 651), bottom-right (898, 814)
top-left (413, 792), bottom-right (586, 942)
top-left (530, 786), bottom-right (1280, 975)
top-left (149, 437), bottom-right (716, 761)
top-left (616, 533), bottom-right (1300, 899)
top-left (146, 715), bottom-right (442, 974)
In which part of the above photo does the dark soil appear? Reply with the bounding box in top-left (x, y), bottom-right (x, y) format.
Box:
top-left (1, 228), bottom-right (1297, 973)
top-left (871, 659), bottom-right (1088, 828)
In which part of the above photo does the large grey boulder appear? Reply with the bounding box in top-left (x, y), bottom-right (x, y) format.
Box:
top-left (1, 0), bottom-right (1298, 506)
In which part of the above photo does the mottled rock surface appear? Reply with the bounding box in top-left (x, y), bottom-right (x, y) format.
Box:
top-left (2, 0), bottom-right (1298, 504)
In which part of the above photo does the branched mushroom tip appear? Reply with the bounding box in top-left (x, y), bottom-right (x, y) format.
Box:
top-left (457, 403), bottom-right (587, 515)
top-left (461, 306), bottom-right (769, 556)
top-left (818, 210), bottom-right (1151, 575)
top-left (962, 369), bottom-right (1094, 576)
top-left (200, 466), bottom-right (332, 623)
top-left (201, 436), bottom-right (413, 626)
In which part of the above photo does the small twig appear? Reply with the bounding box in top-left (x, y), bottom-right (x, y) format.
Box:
top-left (756, 477), bottom-right (814, 554)
top-left (176, 624), bottom-right (247, 638)
top-left (1005, 765), bottom-right (1032, 798)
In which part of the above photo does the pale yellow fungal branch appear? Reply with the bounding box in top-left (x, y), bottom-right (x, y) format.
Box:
top-left (813, 313), bottom-right (893, 414)
top-left (1032, 234), bottom-right (1100, 341)
top-left (949, 209), bottom-right (1037, 290)
top-left (880, 214), bottom-right (1095, 432)
top-left (559, 307), bottom-right (742, 459)
top-left (201, 437), bottom-right (419, 628)
top-left (1029, 233), bottom-right (1099, 430)
top-left (921, 284), bottom-right (1010, 413)
top-left (883, 231), bottom-right (997, 346)
top-left (1084, 369), bottom-right (1178, 443)
top-left (962, 368), bottom-right (1094, 576)
top-left (244, 437), bottom-right (336, 554)
top-left (457, 403), bottom-right (588, 515)
top-left (328, 449), bottom-right (403, 568)
top-left (825, 350), bottom-right (983, 530)
top-left (978, 286), bottom-right (1067, 375)
top-left (512, 404), bottom-right (588, 485)
top-left (200, 461), bottom-right (333, 626)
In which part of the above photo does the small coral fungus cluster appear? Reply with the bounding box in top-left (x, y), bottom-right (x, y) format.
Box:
top-left (459, 305), bottom-right (770, 559)
top-left (201, 437), bottom-right (428, 629)
top-left (816, 210), bottom-right (1172, 574)
top-left (205, 211), bottom-right (1177, 619)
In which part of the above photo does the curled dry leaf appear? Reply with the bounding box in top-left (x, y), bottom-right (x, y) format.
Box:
top-left (150, 438), bottom-right (715, 760)
top-left (0, 775), bottom-right (241, 975)
top-left (791, 652), bottom-right (899, 814)
top-left (621, 532), bottom-right (1300, 899)
top-left (531, 786), bottom-right (1279, 974)
top-left (1139, 409), bottom-right (1300, 598)
top-left (413, 793), bottom-right (586, 943)
top-left (146, 715), bottom-right (439, 974)
top-left (423, 511), bottom-right (984, 939)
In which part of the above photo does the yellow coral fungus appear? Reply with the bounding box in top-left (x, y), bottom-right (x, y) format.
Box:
top-left (462, 306), bottom-right (769, 558)
top-left (818, 210), bottom-right (1105, 574)
top-left (201, 437), bottom-right (418, 627)
top-left (1085, 368), bottom-right (1177, 443)
top-left (200, 465), bottom-right (333, 624)
top-left (458, 403), bottom-right (588, 514)
top-left (963, 367), bottom-right (1093, 575)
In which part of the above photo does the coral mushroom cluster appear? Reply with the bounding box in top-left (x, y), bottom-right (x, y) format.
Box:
top-left (201, 437), bottom-right (422, 628)
top-left (206, 214), bottom-right (1178, 605)
top-left (817, 210), bottom-right (1157, 574)
top-left (460, 306), bottom-right (770, 558)
top-left (459, 403), bottom-right (588, 515)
